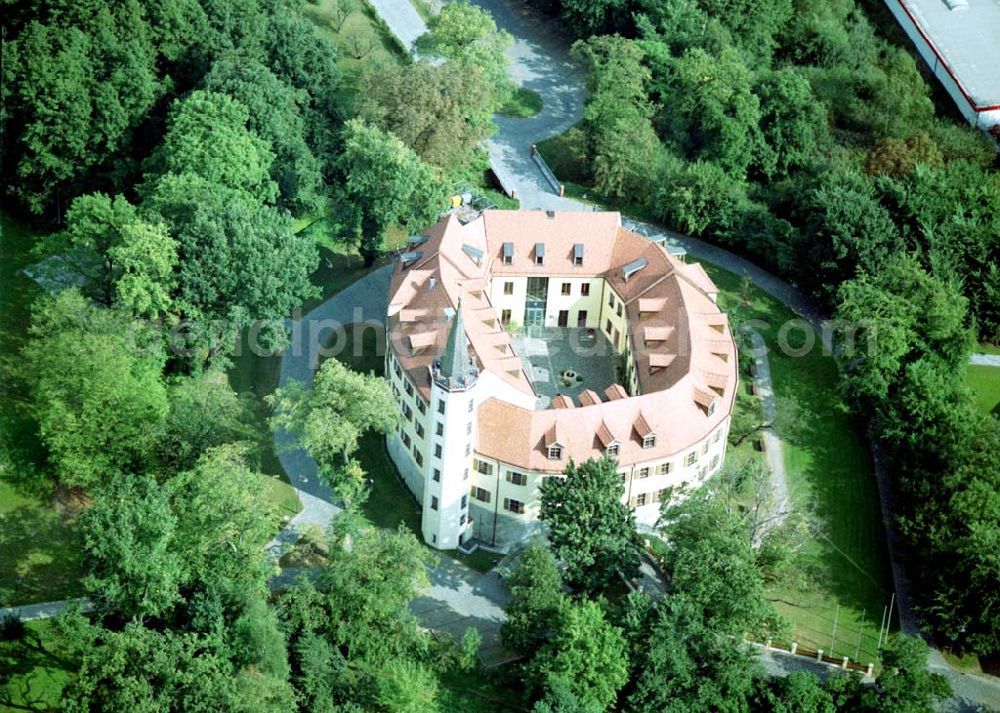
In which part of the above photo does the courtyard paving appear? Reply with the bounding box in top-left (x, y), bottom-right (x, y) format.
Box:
top-left (510, 327), bottom-right (618, 406)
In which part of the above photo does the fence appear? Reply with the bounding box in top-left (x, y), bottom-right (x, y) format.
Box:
top-left (752, 637), bottom-right (875, 676)
top-left (530, 145), bottom-right (564, 196)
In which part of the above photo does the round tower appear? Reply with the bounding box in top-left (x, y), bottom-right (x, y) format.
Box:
top-left (424, 301), bottom-right (478, 549)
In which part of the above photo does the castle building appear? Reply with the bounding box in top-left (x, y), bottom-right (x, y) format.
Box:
top-left (385, 210), bottom-right (737, 550)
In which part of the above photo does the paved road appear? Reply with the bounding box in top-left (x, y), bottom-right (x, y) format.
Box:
top-left (970, 353), bottom-right (1000, 367)
top-left (746, 328), bottom-right (791, 525)
top-left (0, 598), bottom-right (93, 621)
top-left (469, 0), bottom-right (586, 208)
top-left (265, 267), bottom-right (393, 558)
top-left (368, 0), bottom-right (427, 51)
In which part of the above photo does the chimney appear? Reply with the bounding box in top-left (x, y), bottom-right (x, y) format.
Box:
top-left (429, 276), bottom-right (436, 290)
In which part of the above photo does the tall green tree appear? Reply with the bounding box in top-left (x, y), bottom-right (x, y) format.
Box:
top-left (530, 599), bottom-right (629, 712)
top-left (23, 290), bottom-right (168, 490)
top-left (268, 357), bottom-right (396, 491)
top-left (417, 1), bottom-right (514, 111)
top-left (559, 0), bottom-right (631, 36)
top-left (658, 493), bottom-right (781, 637)
top-left (335, 119), bottom-right (440, 266)
top-left (80, 444), bottom-right (276, 621)
top-left (834, 256), bottom-right (971, 404)
top-left (628, 596), bottom-right (762, 712)
top-left (693, 0), bottom-right (792, 60)
top-left (501, 543), bottom-right (565, 655)
top-left (572, 35), bottom-right (653, 158)
top-left (320, 527), bottom-right (433, 655)
top-left (205, 56), bottom-right (326, 215)
top-left (801, 172), bottom-right (903, 296)
top-left (2, 6), bottom-right (163, 214)
top-left (146, 173), bottom-right (318, 347)
top-left (540, 456), bottom-right (640, 593)
top-left (754, 68), bottom-right (828, 179)
top-left (57, 616), bottom-right (295, 713)
top-left (658, 46), bottom-right (763, 178)
top-left (45, 192), bottom-right (177, 320)
top-left (825, 635), bottom-right (950, 712)
top-left (81, 473), bottom-right (185, 620)
top-left (143, 90), bottom-right (278, 205)
top-left (356, 60), bottom-right (497, 172)
top-left (159, 375), bottom-right (257, 471)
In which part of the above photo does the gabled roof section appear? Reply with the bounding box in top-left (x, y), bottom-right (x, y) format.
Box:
top-left (634, 412), bottom-right (654, 439)
top-left (605, 384), bottom-right (628, 401)
top-left (622, 257), bottom-right (648, 282)
top-left (552, 395), bottom-right (575, 409)
top-left (409, 332), bottom-right (436, 352)
top-left (483, 210), bottom-right (621, 274)
top-left (644, 327), bottom-right (670, 343)
top-left (461, 243), bottom-right (484, 266)
top-left (638, 298), bottom-right (667, 314)
top-left (596, 421), bottom-right (620, 447)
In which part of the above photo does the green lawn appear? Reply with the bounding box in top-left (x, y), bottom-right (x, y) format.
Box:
top-left (500, 87), bottom-right (543, 118)
top-left (303, 0), bottom-right (407, 105)
top-left (535, 125), bottom-right (591, 185)
top-left (976, 342), bottom-right (1000, 355)
top-left (703, 261), bottom-right (894, 665)
top-left (0, 482), bottom-right (85, 607)
top-left (0, 619), bottom-right (75, 710)
top-left (967, 364), bottom-right (1000, 417)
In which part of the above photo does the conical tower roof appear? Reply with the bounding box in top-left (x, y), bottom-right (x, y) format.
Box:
top-left (439, 299), bottom-right (468, 380)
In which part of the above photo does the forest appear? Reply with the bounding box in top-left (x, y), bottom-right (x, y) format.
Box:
top-left (0, 0), bottom-right (995, 708)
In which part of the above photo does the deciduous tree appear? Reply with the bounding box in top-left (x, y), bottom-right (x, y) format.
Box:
top-left (417, 1), bottom-right (513, 110)
top-left (540, 456), bottom-right (640, 593)
top-left (501, 543), bottom-right (564, 655)
top-left (44, 193), bottom-right (177, 320)
top-left (268, 358), bottom-right (396, 490)
top-left (335, 119), bottom-right (440, 265)
top-left (531, 599), bottom-right (629, 712)
top-left (24, 290), bottom-right (168, 490)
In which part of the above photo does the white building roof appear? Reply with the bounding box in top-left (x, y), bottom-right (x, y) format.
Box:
top-left (894, 0), bottom-right (1000, 110)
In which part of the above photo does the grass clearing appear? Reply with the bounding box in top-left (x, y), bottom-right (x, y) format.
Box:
top-left (535, 125), bottom-right (590, 185)
top-left (303, 0), bottom-right (407, 104)
top-left (0, 619), bottom-right (75, 710)
top-left (702, 261), bottom-right (894, 665)
top-left (0, 482), bottom-right (85, 607)
top-left (500, 87), bottom-right (543, 118)
top-left (966, 364), bottom-right (1000, 417)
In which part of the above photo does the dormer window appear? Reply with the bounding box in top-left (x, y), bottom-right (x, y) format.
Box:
top-left (534, 243), bottom-right (545, 265)
top-left (573, 243), bottom-right (584, 266)
top-left (547, 445), bottom-right (562, 460)
top-left (606, 443), bottom-right (620, 458)
top-left (502, 241), bottom-right (513, 265)
top-left (643, 434), bottom-right (657, 449)
top-left (707, 400), bottom-right (717, 417)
